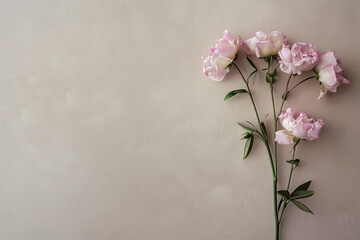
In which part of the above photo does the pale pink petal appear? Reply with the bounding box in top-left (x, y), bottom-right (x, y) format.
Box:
top-left (315, 51), bottom-right (350, 98)
top-left (279, 62), bottom-right (295, 75)
top-left (292, 122), bottom-right (309, 139)
top-left (243, 30), bottom-right (287, 57)
top-left (277, 108), bottom-right (323, 141)
top-left (278, 45), bottom-right (295, 74)
top-left (202, 30), bottom-right (241, 81)
top-left (243, 37), bottom-right (259, 54)
top-left (255, 41), bottom-right (276, 58)
top-left (278, 108), bottom-right (298, 132)
top-left (208, 68), bottom-right (229, 82)
top-left (306, 119), bottom-right (324, 141)
top-left (279, 42), bottom-right (319, 75)
top-left (292, 43), bottom-right (319, 72)
top-left (318, 65), bottom-right (337, 87)
top-left (275, 130), bottom-right (294, 145)
top-left (269, 30), bottom-right (287, 50)
top-left (254, 31), bottom-right (268, 41)
top-left (316, 51), bottom-right (337, 70)
top-left (318, 84), bottom-right (327, 100)
top-left (278, 44), bottom-right (292, 62)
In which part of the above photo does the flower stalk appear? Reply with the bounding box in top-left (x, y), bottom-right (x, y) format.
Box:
top-left (203, 29), bottom-right (349, 240)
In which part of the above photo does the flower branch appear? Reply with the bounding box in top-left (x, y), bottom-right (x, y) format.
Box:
top-left (202, 29), bottom-right (350, 240)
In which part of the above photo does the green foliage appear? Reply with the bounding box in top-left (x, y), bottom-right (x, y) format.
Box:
top-left (286, 159), bottom-right (300, 167)
top-left (237, 122), bottom-right (256, 132)
top-left (243, 135), bottom-right (254, 159)
top-left (294, 181), bottom-right (312, 192)
top-left (291, 190), bottom-right (314, 200)
top-left (277, 190), bottom-right (290, 200)
top-left (260, 121), bottom-right (267, 137)
top-left (291, 200), bottom-right (314, 214)
top-left (241, 132), bottom-right (252, 139)
top-left (266, 71), bottom-right (279, 84)
top-left (224, 89), bottom-right (248, 101)
top-left (246, 56), bottom-right (257, 70)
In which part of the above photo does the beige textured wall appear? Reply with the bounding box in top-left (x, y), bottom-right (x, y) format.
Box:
top-left (0, 0), bottom-right (359, 239)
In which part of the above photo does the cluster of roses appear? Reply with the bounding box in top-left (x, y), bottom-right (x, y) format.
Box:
top-left (202, 30), bottom-right (350, 145)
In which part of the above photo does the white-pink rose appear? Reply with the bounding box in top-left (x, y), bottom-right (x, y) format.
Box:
top-left (275, 108), bottom-right (324, 145)
top-left (202, 30), bottom-right (242, 81)
top-left (315, 51), bottom-right (350, 99)
top-left (278, 43), bottom-right (319, 75)
top-left (243, 30), bottom-right (287, 58)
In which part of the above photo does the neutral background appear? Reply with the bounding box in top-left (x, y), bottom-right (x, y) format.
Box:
top-left (0, 0), bottom-right (359, 239)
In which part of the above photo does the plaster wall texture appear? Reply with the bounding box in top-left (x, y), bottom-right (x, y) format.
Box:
top-left (0, 0), bottom-right (359, 239)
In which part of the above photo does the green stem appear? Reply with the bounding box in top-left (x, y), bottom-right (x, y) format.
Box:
top-left (278, 201), bottom-right (288, 223)
top-left (288, 76), bottom-right (315, 93)
top-left (270, 84), bottom-right (277, 170)
top-left (232, 63), bottom-right (262, 126)
top-left (233, 62), bottom-right (278, 240)
top-left (279, 145), bottom-right (298, 223)
top-left (286, 147), bottom-right (297, 191)
top-left (266, 58), bottom-right (280, 240)
top-left (278, 75), bottom-right (315, 118)
top-left (278, 74), bottom-right (293, 118)
top-left (270, 80), bottom-right (279, 240)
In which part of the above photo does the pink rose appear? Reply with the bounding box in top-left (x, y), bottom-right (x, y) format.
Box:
top-left (202, 30), bottom-right (242, 81)
top-left (278, 43), bottom-right (319, 75)
top-left (243, 30), bottom-right (287, 58)
top-left (275, 108), bottom-right (324, 145)
top-left (315, 51), bottom-right (350, 99)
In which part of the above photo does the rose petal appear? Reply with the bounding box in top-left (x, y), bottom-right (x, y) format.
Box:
top-left (255, 41), bottom-right (275, 58)
top-left (316, 51), bottom-right (337, 70)
top-left (243, 37), bottom-right (259, 54)
top-left (254, 31), bottom-right (268, 41)
top-left (306, 119), bottom-right (324, 141)
top-left (318, 65), bottom-right (337, 87)
top-left (275, 130), bottom-right (294, 145)
top-left (269, 30), bottom-right (286, 50)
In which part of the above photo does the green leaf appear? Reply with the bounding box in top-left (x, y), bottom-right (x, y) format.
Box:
top-left (294, 181), bottom-right (312, 192)
top-left (272, 75), bottom-right (279, 84)
top-left (224, 89), bottom-right (248, 101)
top-left (237, 122), bottom-right (256, 132)
top-left (291, 190), bottom-right (314, 200)
top-left (261, 56), bottom-right (271, 63)
top-left (313, 68), bottom-right (320, 79)
top-left (266, 73), bottom-right (273, 83)
top-left (286, 159), bottom-right (300, 166)
top-left (291, 200), bottom-right (314, 214)
top-left (241, 132), bottom-right (252, 139)
top-left (260, 122), bottom-right (267, 137)
top-left (246, 121), bottom-right (257, 128)
top-left (278, 198), bottom-right (284, 212)
top-left (277, 190), bottom-right (290, 200)
top-left (266, 69), bottom-right (279, 84)
top-left (243, 135), bottom-right (254, 159)
top-left (281, 92), bottom-right (288, 100)
top-left (247, 70), bottom-right (257, 81)
top-left (246, 56), bottom-right (257, 70)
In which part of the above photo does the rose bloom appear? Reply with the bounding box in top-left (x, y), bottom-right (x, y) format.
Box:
top-left (202, 30), bottom-right (242, 81)
top-left (315, 51), bottom-right (350, 99)
top-left (278, 43), bottom-right (319, 75)
top-left (242, 30), bottom-right (286, 58)
top-left (275, 108), bottom-right (324, 145)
